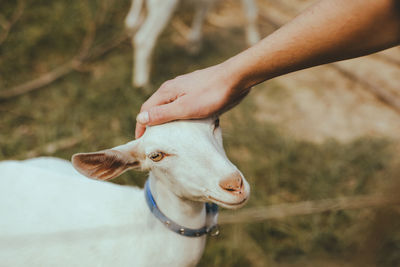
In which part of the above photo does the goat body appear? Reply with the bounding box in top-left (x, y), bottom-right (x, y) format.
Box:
top-left (0, 119), bottom-right (250, 267)
top-left (0, 158), bottom-right (205, 267)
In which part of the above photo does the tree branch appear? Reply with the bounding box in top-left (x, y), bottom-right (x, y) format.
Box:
top-left (0, 60), bottom-right (79, 100)
top-left (331, 63), bottom-right (400, 114)
top-left (23, 136), bottom-right (85, 158)
top-left (0, 0), bottom-right (129, 101)
top-left (0, 0), bottom-right (25, 45)
top-left (372, 53), bottom-right (400, 67)
top-left (219, 194), bottom-right (400, 224)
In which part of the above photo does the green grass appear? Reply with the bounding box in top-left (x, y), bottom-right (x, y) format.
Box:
top-left (1, 1), bottom-right (399, 266)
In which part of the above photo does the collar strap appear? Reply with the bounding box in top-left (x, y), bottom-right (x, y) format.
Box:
top-left (144, 179), bottom-right (219, 237)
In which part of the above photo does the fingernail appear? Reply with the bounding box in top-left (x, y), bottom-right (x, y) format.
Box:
top-left (136, 111), bottom-right (149, 124)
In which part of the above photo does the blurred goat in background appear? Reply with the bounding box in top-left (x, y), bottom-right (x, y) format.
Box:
top-left (125, 0), bottom-right (260, 87)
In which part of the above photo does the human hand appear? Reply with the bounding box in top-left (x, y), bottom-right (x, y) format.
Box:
top-left (137, 0), bottom-right (400, 139)
top-left (135, 63), bottom-right (250, 138)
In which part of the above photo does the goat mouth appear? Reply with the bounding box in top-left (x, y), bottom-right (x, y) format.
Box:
top-left (208, 196), bottom-right (248, 207)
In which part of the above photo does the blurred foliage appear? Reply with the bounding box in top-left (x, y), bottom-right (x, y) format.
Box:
top-left (1, 0), bottom-right (399, 266)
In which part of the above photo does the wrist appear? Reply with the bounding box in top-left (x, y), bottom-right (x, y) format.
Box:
top-left (217, 57), bottom-right (251, 93)
top-left (218, 44), bottom-right (273, 91)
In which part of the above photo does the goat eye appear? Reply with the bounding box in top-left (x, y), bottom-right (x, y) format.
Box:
top-left (148, 152), bottom-right (165, 162)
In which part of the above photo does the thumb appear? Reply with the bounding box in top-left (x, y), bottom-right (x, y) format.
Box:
top-left (136, 101), bottom-right (186, 126)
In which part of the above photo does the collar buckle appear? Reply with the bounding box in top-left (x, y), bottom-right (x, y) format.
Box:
top-left (207, 224), bottom-right (220, 237)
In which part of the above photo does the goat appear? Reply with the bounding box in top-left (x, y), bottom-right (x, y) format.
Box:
top-left (125, 0), bottom-right (260, 87)
top-left (0, 118), bottom-right (250, 267)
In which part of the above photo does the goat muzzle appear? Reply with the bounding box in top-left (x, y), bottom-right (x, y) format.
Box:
top-left (219, 172), bottom-right (244, 195)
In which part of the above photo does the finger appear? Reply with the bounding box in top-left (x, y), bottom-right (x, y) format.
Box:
top-left (145, 100), bottom-right (189, 126)
top-left (135, 122), bottom-right (146, 139)
top-left (135, 100), bottom-right (185, 138)
top-left (135, 84), bottom-right (178, 137)
top-left (140, 82), bottom-right (177, 113)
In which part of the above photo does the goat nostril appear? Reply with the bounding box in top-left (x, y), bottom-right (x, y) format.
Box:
top-left (219, 173), bottom-right (244, 194)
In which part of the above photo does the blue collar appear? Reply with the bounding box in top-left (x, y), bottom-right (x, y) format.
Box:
top-left (144, 179), bottom-right (219, 237)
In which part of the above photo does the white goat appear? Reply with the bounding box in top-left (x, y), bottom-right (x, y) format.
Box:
top-left (125, 0), bottom-right (260, 87)
top-left (0, 118), bottom-right (250, 267)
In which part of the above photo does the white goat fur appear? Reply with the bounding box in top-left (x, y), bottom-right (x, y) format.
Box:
top-left (0, 119), bottom-right (250, 267)
top-left (125, 0), bottom-right (260, 87)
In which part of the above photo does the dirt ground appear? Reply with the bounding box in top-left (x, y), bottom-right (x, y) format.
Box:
top-left (254, 48), bottom-right (400, 143)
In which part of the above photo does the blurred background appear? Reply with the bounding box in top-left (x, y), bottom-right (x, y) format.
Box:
top-left (1, 0), bottom-right (400, 266)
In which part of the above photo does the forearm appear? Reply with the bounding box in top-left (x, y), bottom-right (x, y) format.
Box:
top-left (135, 0), bottom-right (400, 136)
top-left (222, 0), bottom-right (400, 90)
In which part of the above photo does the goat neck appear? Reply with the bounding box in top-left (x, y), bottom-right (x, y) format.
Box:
top-left (148, 172), bottom-right (207, 229)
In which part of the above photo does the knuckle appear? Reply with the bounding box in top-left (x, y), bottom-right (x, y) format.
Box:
top-left (140, 103), bottom-right (148, 112)
top-left (160, 80), bottom-right (174, 90)
top-left (148, 107), bottom-right (164, 123)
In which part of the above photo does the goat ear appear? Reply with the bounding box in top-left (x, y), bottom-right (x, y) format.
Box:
top-left (71, 142), bottom-right (141, 180)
